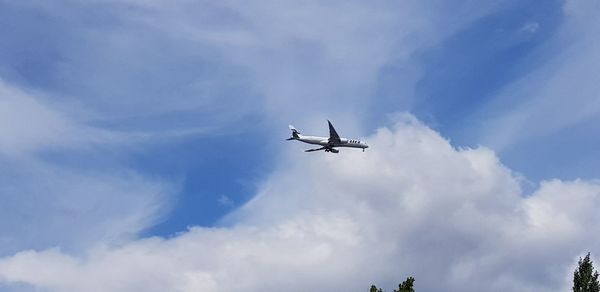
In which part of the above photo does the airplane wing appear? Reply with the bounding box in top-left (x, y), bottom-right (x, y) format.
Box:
top-left (305, 146), bottom-right (327, 152)
top-left (327, 120), bottom-right (341, 143)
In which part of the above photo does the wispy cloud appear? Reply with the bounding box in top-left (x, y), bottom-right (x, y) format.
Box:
top-left (519, 21), bottom-right (540, 33)
top-left (0, 79), bottom-right (175, 255)
top-left (1, 0), bottom-right (507, 135)
top-left (478, 0), bottom-right (600, 151)
top-left (0, 80), bottom-right (78, 156)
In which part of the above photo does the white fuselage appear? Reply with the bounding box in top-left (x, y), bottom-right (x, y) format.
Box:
top-left (296, 135), bottom-right (369, 149)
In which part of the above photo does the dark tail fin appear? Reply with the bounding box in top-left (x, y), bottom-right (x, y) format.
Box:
top-left (288, 125), bottom-right (300, 140)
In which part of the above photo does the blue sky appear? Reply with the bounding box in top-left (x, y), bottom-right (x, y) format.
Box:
top-left (1, 0), bottom-right (600, 291)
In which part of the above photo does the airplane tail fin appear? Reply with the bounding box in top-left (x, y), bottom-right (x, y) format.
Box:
top-left (287, 125), bottom-right (300, 140)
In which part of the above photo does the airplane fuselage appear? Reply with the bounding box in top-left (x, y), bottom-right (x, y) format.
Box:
top-left (296, 135), bottom-right (368, 149)
top-left (287, 121), bottom-right (368, 153)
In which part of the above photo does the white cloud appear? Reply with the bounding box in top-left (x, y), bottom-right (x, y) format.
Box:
top-left (2, 0), bottom-right (508, 135)
top-left (0, 0), bottom-right (513, 253)
top-left (0, 0), bottom-right (513, 257)
top-left (1, 115), bottom-right (598, 292)
top-left (0, 80), bottom-right (76, 156)
top-left (520, 22), bottom-right (540, 34)
top-left (0, 79), bottom-right (175, 255)
top-left (217, 194), bottom-right (234, 208)
top-left (2, 1), bottom-right (599, 291)
top-left (479, 0), bottom-right (600, 151)
top-left (0, 79), bottom-right (141, 156)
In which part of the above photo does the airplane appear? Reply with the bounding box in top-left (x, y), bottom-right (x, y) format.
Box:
top-left (287, 120), bottom-right (369, 153)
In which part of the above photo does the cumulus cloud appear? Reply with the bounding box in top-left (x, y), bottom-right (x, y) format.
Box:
top-left (1, 115), bottom-right (598, 292)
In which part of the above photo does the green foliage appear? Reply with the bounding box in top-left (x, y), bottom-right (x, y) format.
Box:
top-left (394, 277), bottom-right (415, 292)
top-left (370, 276), bottom-right (414, 292)
top-left (574, 253), bottom-right (600, 292)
